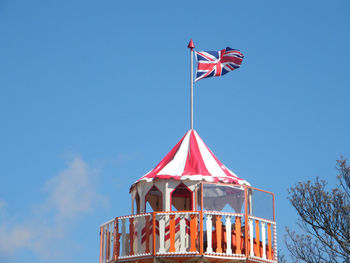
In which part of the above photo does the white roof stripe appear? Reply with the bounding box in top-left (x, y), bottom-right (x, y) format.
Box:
top-left (194, 130), bottom-right (227, 178)
top-left (157, 130), bottom-right (191, 176)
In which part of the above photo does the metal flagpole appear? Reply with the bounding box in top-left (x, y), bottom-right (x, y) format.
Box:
top-left (188, 39), bottom-right (195, 130)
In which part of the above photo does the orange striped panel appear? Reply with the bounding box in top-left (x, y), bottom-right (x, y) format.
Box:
top-left (267, 223), bottom-right (272, 260)
top-left (235, 217), bottom-right (241, 254)
top-left (190, 214), bottom-right (197, 252)
top-left (216, 216), bottom-right (222, 253)
top-left (255, 220), bottom-right (260, 257)
top-left (169, 215), bottom-right (176, 252)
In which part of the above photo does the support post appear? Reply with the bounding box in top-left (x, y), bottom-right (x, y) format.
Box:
top-left (99, 226), bottom-right (103, 263)
top-left (188, 39), bottom-right (195, 130)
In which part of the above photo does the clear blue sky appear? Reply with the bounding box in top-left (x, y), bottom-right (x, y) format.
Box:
top-left (0, 0), bottom-right (349, 262)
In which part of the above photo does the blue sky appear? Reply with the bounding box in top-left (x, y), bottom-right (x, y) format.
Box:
top-left (0, 0), bottom-right (349, 262)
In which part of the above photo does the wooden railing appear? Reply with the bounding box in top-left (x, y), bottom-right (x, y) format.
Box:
top-left (99, 218), bottom-right (117, 263)
top-left (247, 216), bottom-right (277, 261)
top-left (99, 211), bottom-right (277, 263)
top-left (203, 212), bottom-right (246, 257)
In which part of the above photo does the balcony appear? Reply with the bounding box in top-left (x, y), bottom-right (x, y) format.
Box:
top-left (99, 184), bottom-right (277, 263)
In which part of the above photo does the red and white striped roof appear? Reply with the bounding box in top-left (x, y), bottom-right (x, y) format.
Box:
top-left (135, 130), bottom-right (249, 185)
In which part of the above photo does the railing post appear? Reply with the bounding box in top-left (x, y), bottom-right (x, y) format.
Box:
top-left (200, 211), bottom-right (204, 255)
top-left (255, 219), bottom-right (260, 257)
top-left (145, 215), bottom-right (150, 254)
top-left (179, 214), bottom-right (186, 253)
top-left (159, 214), bottom-right (166, 253)
top-left (249, 218), bottom-right (254, 257)
top-left (215, 215), bottom-right (222, 253)
top-left (225, 215), bottom-right (232, 255)
top-left (235, 217), bottom-right (242, 255)
top-left (99, 226), bottom-right (103, 263)
top-left (169, 215), bottom-right (176, 252)
top-left (106, 228), bottom-right (110, 261)
top-left (129, 218), bottom-right (134, 255)
top-left (152, 212), bottom-right (156, 256)
top-left (190, 214), bottom-right (198, 252)
top-left (136, 217), bottom-right (142, 255)
top-left (206, 214), bottom-right (213, 253)
top-left (261, 222), bottom-right (267, 259)
top-left (121, 218), bottom-right (127, 256)
top-left (273, 223), bottom-right (278, 261)
top-left (267, 223), bottom-right (272, 260)
top-left (244, 186), bottom-right (249, 258)
top-left (114, 218), bottom-right (119, 261)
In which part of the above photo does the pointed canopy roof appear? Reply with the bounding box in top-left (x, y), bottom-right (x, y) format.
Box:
top-left (134, 130), bottom-right (249, 186)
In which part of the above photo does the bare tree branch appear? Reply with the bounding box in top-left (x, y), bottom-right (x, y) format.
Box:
top-left (284, 158), bottom-right (350, 263)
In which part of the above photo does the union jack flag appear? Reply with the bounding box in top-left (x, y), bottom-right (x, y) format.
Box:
top-left (195, 47), bottom-right (244, 82)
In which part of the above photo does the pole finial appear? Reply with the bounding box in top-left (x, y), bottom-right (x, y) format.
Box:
top-left (187, 39), bottom-right (195, 50)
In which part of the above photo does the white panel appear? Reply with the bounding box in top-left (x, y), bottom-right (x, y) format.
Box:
top-left (249, 219), bottom-right (254, 257)
top-left (165, 181), bottom-right (170, 211)
top-left (154, 181), bottom-right (168, 211)
top-left (157, 131), bottom-right (191, 176)
top-left (261, 222), bottom-right (266, 259)
top-left (167, 180), bottom-right (181, 190)
top-left (139, 195), bottom-right (145, 213)
top-left (159, 215), bottom-right (166, 253)
top-left (182, 180), bottom-right (199, 191)
top-left (141, 182), bottom-right (154, 202)
top-left (225, 216), bottom-right (232, 254)
top-left (180, 215), bottom-right (186, 252)
top-left (206, 214), bottom-right (213, 253)
top-left (137, 182), bottom-right (153, 213)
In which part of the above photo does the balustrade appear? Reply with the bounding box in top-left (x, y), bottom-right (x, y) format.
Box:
top-left (99, 212), bottom-right (277, 263)
top-left (247, 215), bottom-right (277, 261)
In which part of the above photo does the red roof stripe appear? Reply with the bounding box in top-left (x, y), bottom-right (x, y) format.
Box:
top-left (139, 131), bottom-right (189, 180)
top-left (182, 130), bottom-right (211, 176)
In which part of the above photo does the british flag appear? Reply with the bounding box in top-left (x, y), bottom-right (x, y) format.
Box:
top-left (195, 47), bottom-right (244, 82)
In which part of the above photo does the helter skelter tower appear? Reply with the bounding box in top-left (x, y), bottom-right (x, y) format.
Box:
top-left (99, 41), bottom-right (278, 263)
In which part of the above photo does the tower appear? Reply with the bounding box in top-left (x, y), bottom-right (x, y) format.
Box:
top-left (99, 129), bottom-right (277, 263)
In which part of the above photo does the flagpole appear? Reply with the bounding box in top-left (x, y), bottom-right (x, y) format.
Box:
top-left (188, 39), bottom-right (195, 130)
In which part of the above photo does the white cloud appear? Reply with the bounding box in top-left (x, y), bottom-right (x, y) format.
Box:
top-left (0, 156), bottom-right (107, 261)
top-left (0, 224), bottom-right (32, 255)
top-left (0, 200), bottom-right (6, 209)
top-left (45, 156), bottom-right (104, 220)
